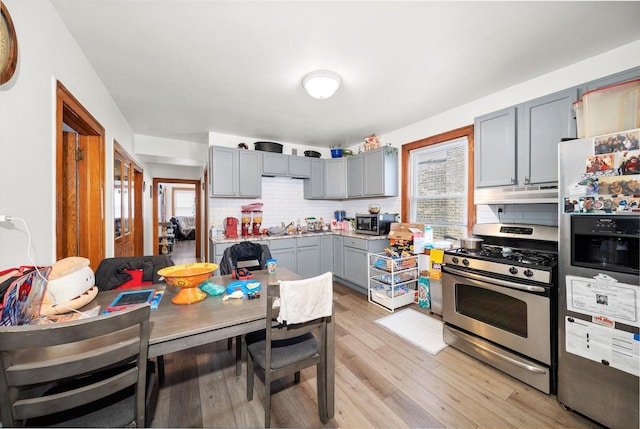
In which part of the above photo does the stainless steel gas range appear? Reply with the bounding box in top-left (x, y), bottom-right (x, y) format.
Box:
top-left (441, 223), bottom-right (558, 394)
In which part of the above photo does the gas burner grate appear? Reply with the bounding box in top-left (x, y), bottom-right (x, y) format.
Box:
top-left (451, 245), bottom-right (557, 267)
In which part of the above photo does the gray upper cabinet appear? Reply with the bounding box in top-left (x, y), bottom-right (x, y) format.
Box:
top-left (475, 87), bottom-right (578, 189)
top-left (347, 155), bottom-right (363, 197)
top-left (303, 158), bottom-right (325, 199)
top-left (325, 158), bottom-right (347, 199)
top-left (474, 107), bottom-right (517, 188)
top-left (209, 146), bottom-right (262, 198)
top-left (262, 153), bottom-right (311, 178)
top-left (363, 147), bottom-right (398, 197)
top-left (519, 88), bottom-right (578, 186)
top-left (580, 67), bottom-right (640, 94)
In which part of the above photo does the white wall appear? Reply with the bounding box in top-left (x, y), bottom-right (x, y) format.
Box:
top-left (0, 0), bottom-right (638, 268)
top-left (0, 0), bottom-right (141, 268)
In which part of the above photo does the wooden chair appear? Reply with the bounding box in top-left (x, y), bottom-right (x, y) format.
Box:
top-left (0, 305), bottom-right (157, 428)
top-left (246, 272), bottom-right (333, 428)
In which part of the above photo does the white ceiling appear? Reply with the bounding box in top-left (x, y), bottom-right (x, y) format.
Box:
top-left (51, 1), bottom-right (640, 148)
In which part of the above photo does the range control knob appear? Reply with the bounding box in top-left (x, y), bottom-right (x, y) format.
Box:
top-left (462, 259), bottom-right (470, 267)
top-left (452, 257), bottom-right (459, 264)
top-left (524, 269), bottom-right (534, 277)
top-left (509, 267), bottom-right (518, 275)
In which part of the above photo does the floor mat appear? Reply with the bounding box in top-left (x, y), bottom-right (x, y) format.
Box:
top-left (375, 308), bottom-right (448, 355)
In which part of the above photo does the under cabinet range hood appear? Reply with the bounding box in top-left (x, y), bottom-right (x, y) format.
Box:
top-left (474, 185), bottom-right (558, 204)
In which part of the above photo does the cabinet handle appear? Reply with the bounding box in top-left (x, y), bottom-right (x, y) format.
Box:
top-left (510, 177), bottom-right (516, 184)
top-left (524, 176), bottom-right (530, 185)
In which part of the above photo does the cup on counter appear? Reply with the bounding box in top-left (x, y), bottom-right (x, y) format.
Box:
top-left (266, 259), bottom-right (277, 275)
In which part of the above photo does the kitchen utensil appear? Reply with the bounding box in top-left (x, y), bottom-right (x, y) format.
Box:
top-left (304, 150), bottom-right (321, 158)
top-left (444, 234), bottom-right (484, 250)
top-left (368, 203), bottom-right (380, 214)
top-left (254, 141), bottom-right (283, 153)
top-left (331, 148), bottom-right (343, 158)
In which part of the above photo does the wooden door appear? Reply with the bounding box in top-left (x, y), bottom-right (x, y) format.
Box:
top-left (114, 141), bottom-right (143, 257)
top-left (56, 82), bottom-right (105, 272)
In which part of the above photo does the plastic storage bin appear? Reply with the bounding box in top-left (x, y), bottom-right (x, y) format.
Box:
top-left (368, 252), bottom-right (419, 312)
top-left (573, 100), bottom-right (585, 139)
top-left (583, 79), bottom-right (640, 137)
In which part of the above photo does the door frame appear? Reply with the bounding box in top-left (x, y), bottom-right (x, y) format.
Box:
top-left (153, 178), bottom-right (202, 261)
top-left (55, 81), bottom-right (105, 271)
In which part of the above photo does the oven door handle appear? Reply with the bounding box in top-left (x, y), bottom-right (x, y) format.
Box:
top-left (446, 327), bottom-right (548, 374)
top-left (443, 266), bottom-right (546, 293)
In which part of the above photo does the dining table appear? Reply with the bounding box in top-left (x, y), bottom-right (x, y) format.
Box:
top-left (82, 267), bottom-right (335, 420)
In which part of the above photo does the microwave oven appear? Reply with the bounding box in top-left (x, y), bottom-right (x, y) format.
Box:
top-left (355, 213), bottom-right (397, 236)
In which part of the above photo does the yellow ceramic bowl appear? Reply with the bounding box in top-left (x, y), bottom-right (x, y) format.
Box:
top-left (158, 263), bottom-right (218, 287)
top-left (158, 263), bottom-right (218, 304)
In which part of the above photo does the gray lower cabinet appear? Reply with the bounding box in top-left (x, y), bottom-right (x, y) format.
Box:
top-left (268, 238), bottom-right (296, 273)
top-left (333, 236), bottom-right (344, 278)
top-left (341, 236), bottom-right (389, 292)
top-left (209, 146), bottom-right (262, 198)
top-left (296, 236), bottom-right (321, 278)
top-left (320, 235), bottom-right (333, 274)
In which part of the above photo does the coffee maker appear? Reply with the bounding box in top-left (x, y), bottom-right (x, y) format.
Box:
top-left (224, 217), bottom-right (238, 238)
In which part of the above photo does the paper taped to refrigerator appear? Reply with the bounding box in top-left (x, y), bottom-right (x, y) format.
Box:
top-left (566, 275), bottom-right (639, 327)
top-left (565, 316), bottom-right (639, 377)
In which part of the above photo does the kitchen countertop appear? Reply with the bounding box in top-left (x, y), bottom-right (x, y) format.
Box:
top-left (210, 230), bottom-right (389, 244)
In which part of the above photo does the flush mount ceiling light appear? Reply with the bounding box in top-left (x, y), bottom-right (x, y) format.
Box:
top-left (302, 70), bottom-right (341, 99)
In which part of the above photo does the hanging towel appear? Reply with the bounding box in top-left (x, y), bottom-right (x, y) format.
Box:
top-left (277, 271), bottom-right (333, 325)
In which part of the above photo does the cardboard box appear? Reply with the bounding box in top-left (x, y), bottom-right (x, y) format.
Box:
top-left (388, 222), bottom-right (424, 254)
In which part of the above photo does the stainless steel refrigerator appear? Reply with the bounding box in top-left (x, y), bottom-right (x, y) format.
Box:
top-left (557, 135), bottom-right (640, 429)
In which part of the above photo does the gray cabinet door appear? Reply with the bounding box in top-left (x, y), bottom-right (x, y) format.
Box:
top-left (520, 88), bottom-right (578, 185)
top-left (347, 155), bottom-right (363, 197)
top-left (297, 244), bottom-right (321, 278)
top-left (325, 158), bottom-right (347, 199)
top-left (363, 148), bottom-right (398, 196)
top-left (581, 66), bottom-right (640, 94)
top-left (474, 107), bottom-right (517, 188)
top-left (303, 158), bottom-right (325, 199)
top-left (320, 235), bottom-right (333, 274)
top-left (343, 245), bottom-right (368, 290)
top-left (209, 146), bottom-right (238, 197)
top-left (288, 156), bottom-right (311, 178)
top-left (239, 150), bottom-right (262, 197)
top-left (262, 152), bottom-right (288, 176)
top-left (333, 236), bottom-right (344, 278)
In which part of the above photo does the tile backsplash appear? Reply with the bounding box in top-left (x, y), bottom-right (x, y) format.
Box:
top-left (476, 203), bottom-right (558, 227)
top-left (208, 176), bottom-right (401, 235)
top-left (208, 176), bottom-right (558, 237)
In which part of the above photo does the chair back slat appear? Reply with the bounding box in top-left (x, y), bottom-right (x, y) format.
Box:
top-left (12, 367), bottom-right (139, 420)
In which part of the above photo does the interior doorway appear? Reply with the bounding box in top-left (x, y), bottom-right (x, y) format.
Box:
top-left (153, 178), bottom-right (202, 262)
top-left (55, 82), bottom-right (105, 272)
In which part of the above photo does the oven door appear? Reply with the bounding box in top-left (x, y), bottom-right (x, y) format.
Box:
top-left (442, 267), bottom-right (551, 365)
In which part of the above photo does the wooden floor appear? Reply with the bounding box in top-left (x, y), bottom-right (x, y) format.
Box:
top-left (148, 278), bottom-right (603, 428)
top-left (170, 239), bottom-right (197, 265)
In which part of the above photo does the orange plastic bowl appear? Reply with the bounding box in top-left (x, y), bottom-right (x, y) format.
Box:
top-left (158, 263), bottom-right (218, 288)
top-left (158, 263), bottom-right (218, 304)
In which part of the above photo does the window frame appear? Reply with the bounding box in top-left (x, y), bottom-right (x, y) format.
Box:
top-left (401, 125), bottom-right (475, 235)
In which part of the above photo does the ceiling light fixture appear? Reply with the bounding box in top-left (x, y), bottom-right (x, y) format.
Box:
top-left (302, 70), bottom-right (341, 99)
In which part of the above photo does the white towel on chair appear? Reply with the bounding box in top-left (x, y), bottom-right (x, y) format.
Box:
top-left (277, 272), bottom-right (333, 324)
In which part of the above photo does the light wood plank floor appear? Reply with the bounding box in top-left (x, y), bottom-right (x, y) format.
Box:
top-left (170, 239), bottom-right (197, 265)
top-left (149, 280), bottom-right (603, 428)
